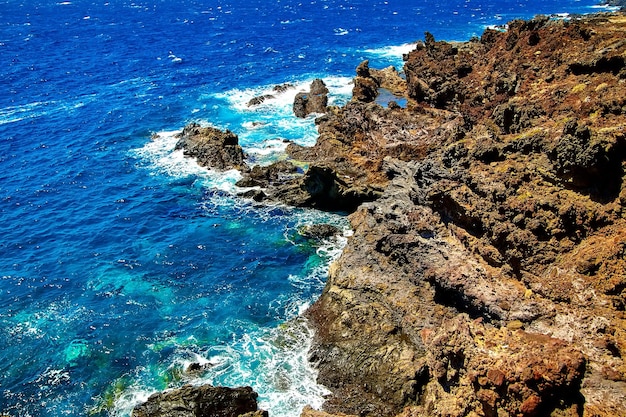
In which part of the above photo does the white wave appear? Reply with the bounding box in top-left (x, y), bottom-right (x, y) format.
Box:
top-left (363, 42), bottom-right (418, 67)
top-left (0, 101), bottom-right (56, 125)
top-left (108, 383), bottom-right (153, 417)
top-left (245, 138), bottom-right (291, 165)
top-left (109, 318), bottom-right (330, 417)
top-left (34, 367), bottom-right (71, 387)
top-left (592, 4), bottom-right (621, 10)
top-left (0, 95), bottom-right (97, 126)
top-left (190, 318), bottom-right (331, 417)
top-left (333, 28), bottom-right (349, 36)
top-left (211, 75), bottom-right (353, 152)
top-left (107, 206), bottom-right (349, 417)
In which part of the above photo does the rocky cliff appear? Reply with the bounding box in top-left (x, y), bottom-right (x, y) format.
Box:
top-left (166, 12), bottom-right (626, 417)
top-left (303, 12), bottom-right (626, 417)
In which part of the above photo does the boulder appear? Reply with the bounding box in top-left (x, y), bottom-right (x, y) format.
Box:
top-left (352, 60), bottom-right (379, 103)
top-left (298, 224), bottom-right (341, 240)
top-left (131, 384), bottom-right (266, 417)
top-left (247, 94), bottom-right (275, 107)
top-left (175, 123), bottom-right (247, 171)
top-left (293, 79), bottom-right (329, 117)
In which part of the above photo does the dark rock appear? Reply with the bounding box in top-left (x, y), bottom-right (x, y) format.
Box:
top-left (247, 94), bottom-right (275, 107)
top-left (263, 165), bottom-right (380, 212)
top-left (293, 79), bottom-right (329, 118)
top-left (272, 83), bottom-right (295, 93)
top-left (352, 60), bottom-right (379, 103)
top-left (549, 119), bottom-right (625, 196)
top-left (352, 76), bottom-right (378, 103)
top-left (175, 123), bottom-right (247, 171)
top-left (492, 103), bottom-right (543, 134)
top-left (185, 362), bottom-right (212, 376)
top-left (298, 224), bottom-right (341, 240)
top-left (238, 189), bottom-right (267, 202)
top-left (235, 160), bottom-right (300, 188)
top-left (131, 384), bottom-right (264, 417)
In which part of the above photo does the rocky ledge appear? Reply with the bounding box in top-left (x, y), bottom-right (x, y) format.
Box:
top-left (304, 12), bottom-right (626, 417)
top-left (166, 12), bottom-right (626, 417)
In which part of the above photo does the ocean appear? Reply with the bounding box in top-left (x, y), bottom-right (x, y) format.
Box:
top-left (0, 0), bottom-right (613, 416)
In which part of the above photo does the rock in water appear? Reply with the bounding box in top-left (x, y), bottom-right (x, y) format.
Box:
top-left (131, 384), bottom-right (266, 417)
top-left (298, 223), bottom-right (341, 240)
top-left (293, 79), bottom-right (329, 117)
top-left (175, 122), bottom-right (247, 171)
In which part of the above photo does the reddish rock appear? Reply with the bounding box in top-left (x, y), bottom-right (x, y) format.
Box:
top-left (303, 12), bottom-right (626, 417)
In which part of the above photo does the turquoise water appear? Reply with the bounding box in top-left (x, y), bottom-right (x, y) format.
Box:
top-left (0, 0), bottom-right (611, 415)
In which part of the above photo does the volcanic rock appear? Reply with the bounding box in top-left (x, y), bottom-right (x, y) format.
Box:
top-left (293, 79), bottom-right (329, 117)
top-left (298, 223), bottom-right (341, 240)
top-left (352, 61), bottom-right (407, 103)
top-left (175, 123), bottom-right (247, 171)
top-left (131, 384), bottom-right (265, 417)
top-left (303, 12), bottom-right (626, 417)
top-left (352, 60), bottom-right (379, 103)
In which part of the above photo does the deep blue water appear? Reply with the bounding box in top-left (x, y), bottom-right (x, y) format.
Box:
top-left (0, 0), bottom-right (611, 416)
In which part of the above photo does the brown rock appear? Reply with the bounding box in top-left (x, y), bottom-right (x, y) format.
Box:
top-left (175, 123), bottom-right (247, 171)
top-left (293, 79), bottom-right (329, 117)
top-left (303, 12), bottom-right (626, 417)
top-left (131, 384), bottom-right (264, 417)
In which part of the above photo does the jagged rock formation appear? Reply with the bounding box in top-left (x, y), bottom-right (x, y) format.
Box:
top-left (132, 384), bottom-right (266, 417)
top-left (168, 12), bottom-right (626, 417)
top-left (303, 13), bottom-right (626, 417)
top-left (352, 60), bottom-right (407, 103)
top-left (293, 79), bottom-right (330, 118)
top-left (247, 84), bottom-right (295, 107)
top-left (174, 122), bottom-right (248, 171)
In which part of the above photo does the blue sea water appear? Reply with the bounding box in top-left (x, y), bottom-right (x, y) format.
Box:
top-left (0, 0), bottom-right (612, 416)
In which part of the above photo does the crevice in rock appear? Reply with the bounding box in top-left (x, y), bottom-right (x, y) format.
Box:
top-left (569, 56), bottom-right (625, 76)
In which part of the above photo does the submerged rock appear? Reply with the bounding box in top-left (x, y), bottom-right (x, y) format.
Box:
top-left (298, 224), bottom-right (341, 240)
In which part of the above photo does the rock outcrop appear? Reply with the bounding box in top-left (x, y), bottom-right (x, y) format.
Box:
top-left (303, 12), bottom-right (626, 417)
top-left (132, 384), bottom-right (266, 417)
top-left (293, 79), bottom-right (329, 118)
top-left (167, 12), bottom-right (626, 417)
top-left (247, 84), bottom-right (295, 107)
top-left (352, 60), bottom-right (407, 103)
top-left (174, 122), bottom-right (247, 171)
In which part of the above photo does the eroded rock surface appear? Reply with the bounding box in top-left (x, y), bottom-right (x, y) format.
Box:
top-left (166, 13), bottom-right (626, 417)
top-left (132, 384), bottom-right (266, 417)
top-left (174, 122), bottom-right (247, 171)
top-left (305, 13), bottom-right (626, 417)
top-left (293, 79), bottom-right (329, 118)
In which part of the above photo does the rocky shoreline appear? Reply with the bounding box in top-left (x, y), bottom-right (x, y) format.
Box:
top-left (141, 12), bottom-right (626, 417)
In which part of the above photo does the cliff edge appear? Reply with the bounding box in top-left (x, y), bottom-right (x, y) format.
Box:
top-left (304, 13), bottom-right (626, 417)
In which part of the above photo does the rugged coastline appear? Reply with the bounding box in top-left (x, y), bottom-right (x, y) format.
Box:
top-left (140, 12), bottom-right (626, 417)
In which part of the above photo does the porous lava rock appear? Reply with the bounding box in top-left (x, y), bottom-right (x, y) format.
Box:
top-left (166, 13), bottom-right (626, 417)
